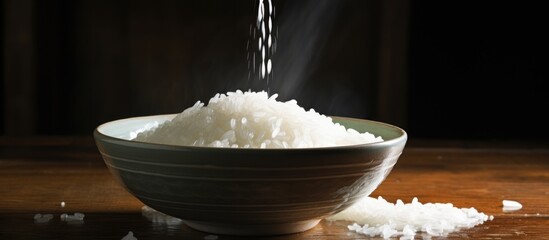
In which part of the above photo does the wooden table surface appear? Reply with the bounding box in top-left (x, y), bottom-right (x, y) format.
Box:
top-left (1, 137), bottom-right (548, 239)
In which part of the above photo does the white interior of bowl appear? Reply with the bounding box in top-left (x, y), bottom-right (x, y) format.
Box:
top-left (97, 114), bottom-right (175, 140)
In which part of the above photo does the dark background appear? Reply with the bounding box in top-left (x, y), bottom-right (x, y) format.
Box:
top-left (2, 0), bottom-right (548, 141)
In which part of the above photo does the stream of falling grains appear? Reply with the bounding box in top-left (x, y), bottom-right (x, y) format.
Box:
top-left (247, 0), bottom-right (277, 94)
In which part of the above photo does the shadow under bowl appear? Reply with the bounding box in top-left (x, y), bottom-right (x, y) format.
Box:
top-left (93, 114), bottom-right (407, 236)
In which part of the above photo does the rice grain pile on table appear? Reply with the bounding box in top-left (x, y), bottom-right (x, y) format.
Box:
top-left (134, 90), bottom-right (383, 147)
top-left (327, 196), bottom-right (494, 239)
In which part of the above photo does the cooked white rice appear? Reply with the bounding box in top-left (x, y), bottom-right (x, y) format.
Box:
top-left (134, 90), bottom-right (382, 148)
top-left (327, 196), bottom-right (494, 239)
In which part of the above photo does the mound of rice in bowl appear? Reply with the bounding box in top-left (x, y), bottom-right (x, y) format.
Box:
top-left (133, 90), bottom-right (382, 148)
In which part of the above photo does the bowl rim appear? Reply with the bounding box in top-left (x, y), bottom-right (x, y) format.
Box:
top-left (94, 114), bottom-right (407, 152)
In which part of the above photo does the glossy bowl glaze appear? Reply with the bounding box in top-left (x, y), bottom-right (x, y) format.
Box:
top-left (94, 114), bottom-right (407, 236)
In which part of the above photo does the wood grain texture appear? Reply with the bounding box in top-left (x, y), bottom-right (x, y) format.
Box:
top-left (1, 137), bottom-right (548, 239)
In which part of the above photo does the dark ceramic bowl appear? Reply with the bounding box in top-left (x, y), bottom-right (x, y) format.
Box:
top-left (93, 114), bottom-right (407, 236)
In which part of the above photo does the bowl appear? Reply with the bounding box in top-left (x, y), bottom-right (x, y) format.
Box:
top-left (93, 114), bottom-right (407, 236)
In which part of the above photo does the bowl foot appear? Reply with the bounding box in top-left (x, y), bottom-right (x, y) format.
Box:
top-left (182, 219), bottom-right (321, 236)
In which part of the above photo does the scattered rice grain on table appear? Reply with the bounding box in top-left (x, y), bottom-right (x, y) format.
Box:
top-left (502, 199), bottom-right (522, 211)
top-left (121, 231), bottom-right (137, 240)
top-left (141, 206), bottom-right (182, 225)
